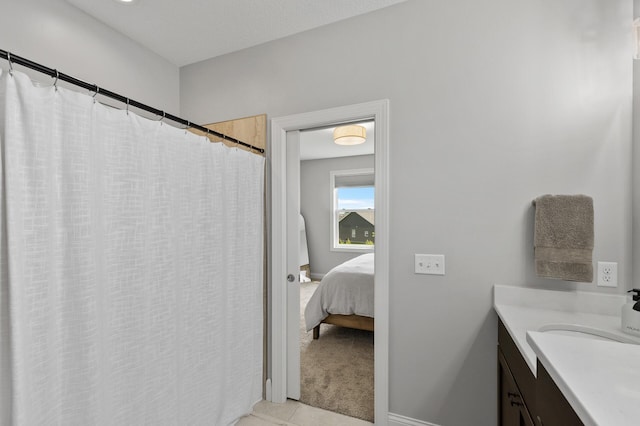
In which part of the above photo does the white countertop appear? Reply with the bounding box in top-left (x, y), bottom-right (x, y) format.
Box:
top-left (494, 285), bottom-right (640, 426)
top-left (527, 331), bottom-right (640, 426)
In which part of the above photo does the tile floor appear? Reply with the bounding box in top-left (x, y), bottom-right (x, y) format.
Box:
top-left (236, 400), bottom-right (373, 426)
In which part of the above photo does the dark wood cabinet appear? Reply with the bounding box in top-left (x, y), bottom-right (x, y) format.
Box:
top-left (498, 320), bottom-right (536, 426)
top-left (498, 349), bottom-right (534, 426)
top-left (536, 360), bottom-right (582, 426)
top-left (498, 319), bottom-right (582, 426)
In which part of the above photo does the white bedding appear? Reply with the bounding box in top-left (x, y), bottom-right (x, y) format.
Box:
top-left (304, 253), bottom-right (374, 331)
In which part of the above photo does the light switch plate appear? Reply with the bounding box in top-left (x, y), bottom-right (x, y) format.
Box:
top-left (415, 254), bottom-right (445, 275)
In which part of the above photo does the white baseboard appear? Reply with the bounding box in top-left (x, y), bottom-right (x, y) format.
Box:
top-left (388, 412), bottom-right (440, 426)
top-left (310, 272), bottom-right (325, 281)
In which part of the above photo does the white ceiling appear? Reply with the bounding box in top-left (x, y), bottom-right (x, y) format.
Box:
top-left (64, 0), bottom-right (409, 66)
top-left (300, 121), bottom-right (374, 161)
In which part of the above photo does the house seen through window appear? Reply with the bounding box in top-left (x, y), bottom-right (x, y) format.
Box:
top-left (331, 168), bottom-right (374, 250)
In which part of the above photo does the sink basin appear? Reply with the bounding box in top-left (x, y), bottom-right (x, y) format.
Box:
top-left (538, 323), bottom-right (640, 345)
top-left (541, 329), bottom-right (612, 342)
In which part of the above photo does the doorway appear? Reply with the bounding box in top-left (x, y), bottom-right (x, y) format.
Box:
top-left (269, 100), bottom-right (390, 424)
top-left (298, 121), bottom-right (375, 420)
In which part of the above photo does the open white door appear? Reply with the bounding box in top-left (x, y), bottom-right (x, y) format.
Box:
top-left (285, 130), bottom-right (301, 400)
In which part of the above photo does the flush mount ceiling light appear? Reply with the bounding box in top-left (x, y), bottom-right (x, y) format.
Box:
top-left (113, 0), bottom-right (137, 4)
top-left (333, 124), bottom-right (366, 146)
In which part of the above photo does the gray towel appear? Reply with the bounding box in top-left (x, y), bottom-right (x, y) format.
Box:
top-left (533, 195), bottom-right (594, 282)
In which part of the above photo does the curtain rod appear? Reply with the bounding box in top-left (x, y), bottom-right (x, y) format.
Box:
top-left (0, 49), bottom-right (265, 154)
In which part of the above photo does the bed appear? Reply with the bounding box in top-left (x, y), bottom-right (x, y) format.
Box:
top-left (304, 253), bottom-right (374, 339)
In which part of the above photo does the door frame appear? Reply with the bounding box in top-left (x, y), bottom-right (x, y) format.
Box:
top-left (269, 100), bottom-right (390, 424)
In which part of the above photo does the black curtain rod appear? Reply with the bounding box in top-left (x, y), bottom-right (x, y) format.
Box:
top-left (0, 49), bottom-right (265, 154)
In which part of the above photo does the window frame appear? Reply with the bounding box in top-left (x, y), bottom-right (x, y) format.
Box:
top-left (330, 168), bottom-right (375, 253)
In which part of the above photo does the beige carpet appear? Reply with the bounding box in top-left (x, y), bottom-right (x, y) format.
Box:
top-left (299, 281), bottom-right (374, 422)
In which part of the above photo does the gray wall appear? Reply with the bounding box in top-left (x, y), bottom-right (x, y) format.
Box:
top-left (0, 0), bottom-right (180, 114)
top-left (181, 1), bottom-right (633, 424)
top-left (634, 0), bottom-right (640, 290)
top-left (301, 155), bottom-right (375, 276)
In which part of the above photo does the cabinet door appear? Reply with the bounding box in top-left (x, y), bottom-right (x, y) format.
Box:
top-left (499, 349), bottom-right (535, 426)
top-left (500, 368), bottom-right (519, 425)
top-left (498, 321), bottom-right (537, 414)
top-left (536, 361), bottom-right (583, 426)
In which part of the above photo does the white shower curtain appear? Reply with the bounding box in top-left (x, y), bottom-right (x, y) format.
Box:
top-left (0, 70), bottom-right (264, 425)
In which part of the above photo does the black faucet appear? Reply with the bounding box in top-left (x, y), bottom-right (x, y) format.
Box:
top-left (629, 289), bottom-right (640, 312)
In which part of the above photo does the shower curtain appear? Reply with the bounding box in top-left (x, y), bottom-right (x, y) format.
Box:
top-left (0, 70), bottom-right (264, 425)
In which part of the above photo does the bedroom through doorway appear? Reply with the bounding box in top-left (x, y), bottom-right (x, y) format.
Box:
top-left (298, 122), bottom-right (375, 422)
top-left (269, 100), bottom-right (389, 424)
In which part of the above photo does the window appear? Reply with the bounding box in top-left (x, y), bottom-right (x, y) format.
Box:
top-left (330, 168), bottom-right (374, 251)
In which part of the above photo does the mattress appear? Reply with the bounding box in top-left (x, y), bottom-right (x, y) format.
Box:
top-left (304, 253), bottom-right (374, 331)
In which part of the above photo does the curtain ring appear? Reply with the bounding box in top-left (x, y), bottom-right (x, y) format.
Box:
top-left (53, 70), bottom-right (59, 91)
top-left (7, 52), bottom-right (13, 76)
top-left (126, 98), bottom-right (129, 115)
top-left (160, 111), bottom-right (165, 125)
top-left (224, 134), bottom-right (237, 150)
top-left (92, 86), bottom-right (100, 103)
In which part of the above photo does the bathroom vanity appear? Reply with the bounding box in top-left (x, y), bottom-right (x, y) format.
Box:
top-left (498, 319), bottom-right (581, 425)
top-left (494, 285), bottom-right (640, 426)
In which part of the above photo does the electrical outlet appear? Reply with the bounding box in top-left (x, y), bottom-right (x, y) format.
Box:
top-left (415, 254), bottom-right (445, 275)
top-left (597, 261), bottom-right (617, 288)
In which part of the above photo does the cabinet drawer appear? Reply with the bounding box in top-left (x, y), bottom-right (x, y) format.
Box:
top-left (498, 319), bottom-right (536, 415)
